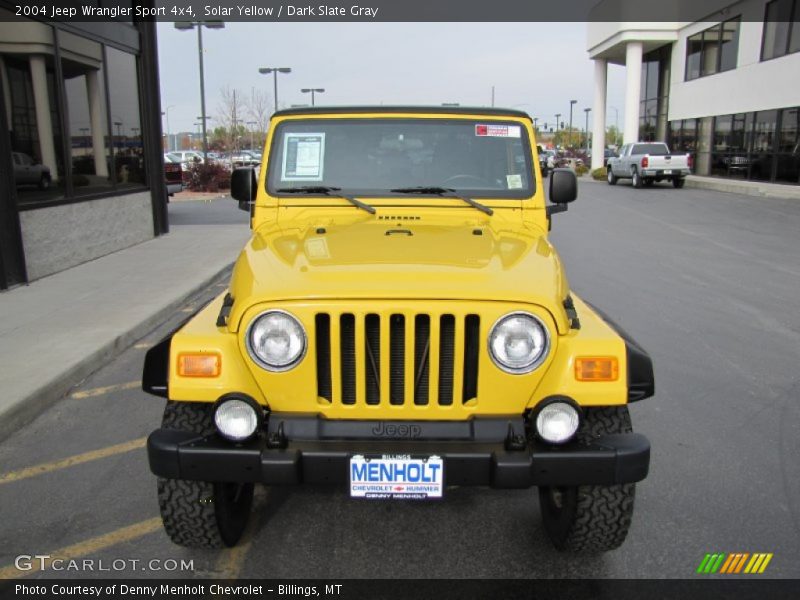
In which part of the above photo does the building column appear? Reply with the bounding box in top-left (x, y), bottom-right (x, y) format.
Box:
top-left (591, 58), bottom-right (608, 171)
top-left (28, 55), bottom-right (58, 179)
top-left (623, 41), bottom-right (643, 144)
top-left (86, 69), bottom-right (108, 177)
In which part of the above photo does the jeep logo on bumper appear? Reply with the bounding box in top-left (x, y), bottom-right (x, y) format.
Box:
top-left (371, 422), bottom-right (422, 439)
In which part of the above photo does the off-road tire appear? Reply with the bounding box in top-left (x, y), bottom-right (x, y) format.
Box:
top-left (538, 406), bottom-right (636, 553)
top-left (673, 177), bottom-right (685, 188)
top-left (631, 168), bottom-right (643, 189)
top-left (607, 168), bottom-right (617, 185)
top-left (157, 401), bottom-right (254, 548)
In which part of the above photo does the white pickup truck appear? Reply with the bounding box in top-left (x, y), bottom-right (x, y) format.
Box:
top-left (607, 142), bottom-right (692, 189)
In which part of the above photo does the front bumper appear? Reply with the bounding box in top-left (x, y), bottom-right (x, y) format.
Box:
top-left (148, 415), bottom-right (650, 489)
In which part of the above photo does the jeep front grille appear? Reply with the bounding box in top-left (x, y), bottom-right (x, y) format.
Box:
top-left (315, 311), bottom-right (480, 407)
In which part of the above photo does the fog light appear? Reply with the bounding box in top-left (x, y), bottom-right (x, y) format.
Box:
top-left (535, 402), bottom-right (580, 444)
top-left (214, 398), bottom-right (259, 441)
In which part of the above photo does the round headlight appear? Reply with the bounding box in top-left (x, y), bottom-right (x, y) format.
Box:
top-left (488, 312), bottom-right (550, 373)
top-left (214, 398), bottom-right (260, 441)
top-left (246, 310), bottom-right (307, 371)
top-left (535, 402), bottom-right (580, 444)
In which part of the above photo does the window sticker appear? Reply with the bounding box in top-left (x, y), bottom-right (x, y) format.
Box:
top-left (475, 124), bottom-right (522, 138)
top-left (281, 133), bottom-right (325, 180)
top-left (506, 174), bottom-right (523, 189)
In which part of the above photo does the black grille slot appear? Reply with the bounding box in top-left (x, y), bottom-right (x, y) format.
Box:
top-left (414, 315), bottom-right (430, 405)
top-left (315, 314), bottom-right (332, 401)
top-left (365, 314), bottom-right (381, 405)
top-left (390, 314), bottom-right (405, 405)
top-left (462, 315), bottom-right (480, 403)
top-left (340, 314), bottom-right (356, 405)
top-left (438, 315), bottom-right (455, 405)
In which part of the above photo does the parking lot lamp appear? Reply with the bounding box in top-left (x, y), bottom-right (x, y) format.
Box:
top-left (259, 67), bottom-right (292, 113)
top-left (584, 108), bottom-right (591, 154)
top-left (569, 100), bottom-right (577, 149)
top-left (301, 88), bottom-right (325, 106)
top-left (175, 21), bottom-right (225, 164)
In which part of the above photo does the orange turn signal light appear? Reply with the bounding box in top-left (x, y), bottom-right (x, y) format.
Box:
top-left (178, 353), bottom-right (221, 378)
top-left (575, 357), bottom-right (618, 381)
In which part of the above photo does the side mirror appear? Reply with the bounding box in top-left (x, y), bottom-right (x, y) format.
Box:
top-left (549, 167), bottom-right (577, 204)
top-left (231, 167), bottom-right (257, 212)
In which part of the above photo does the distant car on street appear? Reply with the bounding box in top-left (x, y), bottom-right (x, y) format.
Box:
top-left (606, 142), bottom-right (692, 188)
top-left (12, 151), bottom-right (51, 190)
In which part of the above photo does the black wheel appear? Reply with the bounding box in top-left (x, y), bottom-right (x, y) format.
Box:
top-left (606, 168), bottom-right (617, 185)
top-left (631, 169), bottom-right (643, 189)
top-left (673, 177), bottom-right (685, 188)
top-left (538, 406), bottom-right (636, 552)
top-left (39, 174), bottom-right (51, 190)
top-left (156, 401), bottom-right (254, 548)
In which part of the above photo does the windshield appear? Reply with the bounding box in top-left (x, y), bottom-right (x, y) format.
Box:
top-left (267, 118), bottom-right (534, 197)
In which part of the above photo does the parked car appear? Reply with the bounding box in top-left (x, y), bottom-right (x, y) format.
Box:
top-left (538, 149), bottom-right (556, 176)
top-left (588, 148), bottom-right (618, 167)
top-left (230, 150), bottom-right (261, 166)
top-left (168, 151), bottom-right (205, 170)
top-left (12, 151), bottom-right (51, 190)
top-left (606, 142), bottom-right (692, 188)
top-left (163, 154), bottom-right (183, 196)
top-left (144, 105), bottom-right (653, 553)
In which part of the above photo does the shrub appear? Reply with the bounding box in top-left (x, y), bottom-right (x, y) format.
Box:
top-left (575, 164), bottom-right (589, 177)
top-left (591, 167), bottom-right (607, 180)
top-left (187, 161), bottom-right (231, 192)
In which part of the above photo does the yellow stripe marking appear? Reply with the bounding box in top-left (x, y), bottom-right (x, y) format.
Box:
top-left (719, 553), bottom-right (736, 574)
top-left (749, 553), bottom-right (766, 573)
top-left (181, 306), bottom-right (196, 313)
top-left (0, 518), bottom-right (162, 579)
top-left (744, 554), bottom-right (760, 574)
top-left (734, 553), bottom-right (749, 573)
top-left (0, 438), bottom-right (146, 485)
top-left (758, 553), bottom-right (773, 573)
top-left (71, 381), bottom-right (139, 399)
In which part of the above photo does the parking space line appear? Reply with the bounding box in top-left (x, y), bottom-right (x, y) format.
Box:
top-left (71, 381), bottom-right (140, 399)
top-left (0, 518), bottom-right (162, 579)
top-left (0, 437), bottom-right (147, 485)
top-left (134, 342), bottom-right (152, 350)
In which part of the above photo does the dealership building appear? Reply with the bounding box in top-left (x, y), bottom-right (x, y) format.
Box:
top-left (588, 0), bottom-right (800, 185)
top-left (0, 7), bottom-right (167, 290)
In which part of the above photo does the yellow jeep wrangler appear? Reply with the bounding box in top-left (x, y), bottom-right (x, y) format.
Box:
top-left (144, 106), bottom-right (653, 552)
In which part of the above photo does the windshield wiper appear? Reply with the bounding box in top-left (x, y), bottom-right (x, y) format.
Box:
top-left (276, 186), bottom-right (376, 214)
top-left (389, 186), bottom-right (493, 216)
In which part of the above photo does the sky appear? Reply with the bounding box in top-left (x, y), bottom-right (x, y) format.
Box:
top-left (156, 22), bottom-right (627, 136)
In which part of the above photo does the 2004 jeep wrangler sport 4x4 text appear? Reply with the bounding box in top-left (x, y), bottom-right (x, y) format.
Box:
top-left (144, 106), bottom-right (653, 553)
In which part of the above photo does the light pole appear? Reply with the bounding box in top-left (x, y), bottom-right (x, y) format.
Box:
top-left (113, 121), bottom-right (122, 150)
top-left (301, 87), bottom-right (325, 106)
top-left (568, 100), bottom-right (577, 149)
top-left (532, 117), bottom-right (539, 132)
top-left (161, 105), bottom-right (174, 151)
top-left (584, 108), bottom-right (591, 154)
top-left (609, 105), bottom-right (620, 144)
top-left (258, 67), bottom-right (292, 113)
top-left (175, 21), bottom-right (225, 164)
top-left (246, 121), bottom-right (256, 149)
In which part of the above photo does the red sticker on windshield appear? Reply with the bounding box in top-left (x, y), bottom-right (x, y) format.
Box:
top-left (475, 124), bottom-right (521, 138)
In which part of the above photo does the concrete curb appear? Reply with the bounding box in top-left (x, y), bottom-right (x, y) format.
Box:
top-left (0, 264), bottom-right (233, 444)
top-left (685, 176), bottom-right (800, 200)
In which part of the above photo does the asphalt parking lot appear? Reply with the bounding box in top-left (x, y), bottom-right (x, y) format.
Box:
top-left (1, 181), bottom-right (799, 580)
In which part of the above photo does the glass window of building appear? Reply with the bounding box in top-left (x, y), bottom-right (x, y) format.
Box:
top-left (59, 31), bottom-right (112, 195)
top-left (686, 18), bottom-right (740, 80)
top-left (750, 110), bottom-right (778, 181)
top-left (0, 22), bottom-right (66, 204)
top-left (105, 46), bottom-right (145, 189)
top-left (776, 107), bottom-right (799, 183)
top-left (762, 0), bottom-right (797, 60)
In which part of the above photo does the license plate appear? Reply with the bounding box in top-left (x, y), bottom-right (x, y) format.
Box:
top-left (663, 169), bottom-right (673, 174)
top-left (349, 454), bottom-right (444, 499)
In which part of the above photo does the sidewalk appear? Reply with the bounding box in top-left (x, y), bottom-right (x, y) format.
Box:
top-left (0, 200), bottom-right (251, 442)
